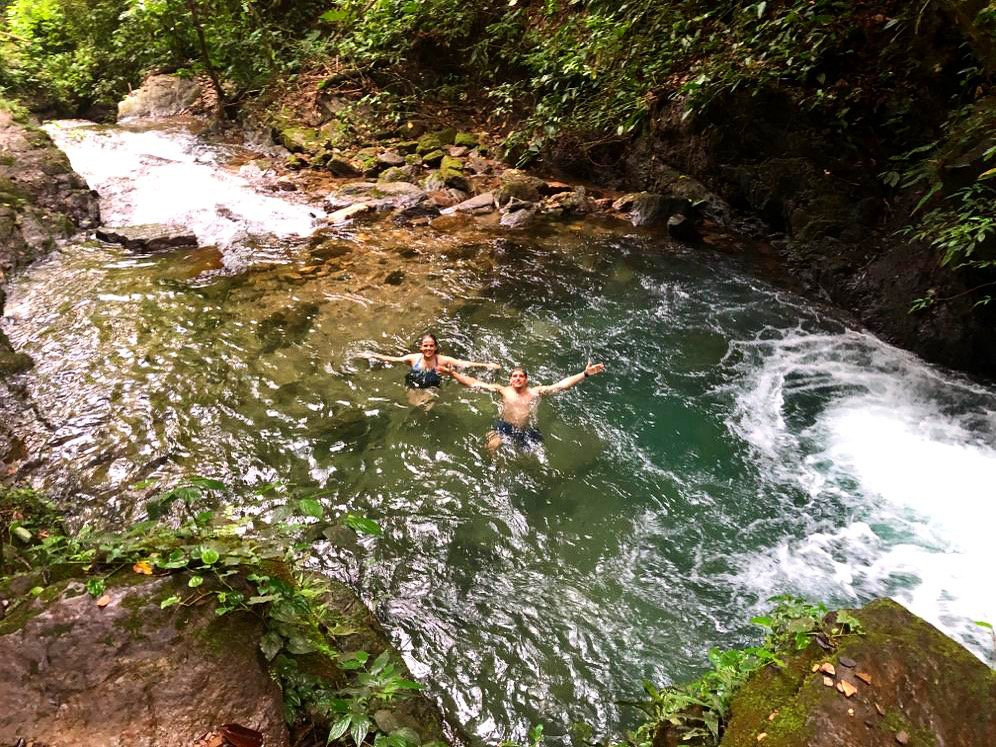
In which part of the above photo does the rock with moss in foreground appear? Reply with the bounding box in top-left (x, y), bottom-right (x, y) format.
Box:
top-left (719, 599), bottom-right (995, 747)
top-left (0, 485), bottom-right (451, 747)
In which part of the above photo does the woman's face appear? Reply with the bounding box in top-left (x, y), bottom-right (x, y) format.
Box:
top-left (419, 337), bottom-right (438, 356)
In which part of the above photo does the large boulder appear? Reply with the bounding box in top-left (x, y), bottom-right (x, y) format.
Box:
top-left (0, 573), bottom-right (288, 746)
top-left (719, 599), bottom-right (996, 747)
top-left (117, 75), bottom-right (202, 121)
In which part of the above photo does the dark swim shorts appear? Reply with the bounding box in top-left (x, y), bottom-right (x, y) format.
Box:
top-left (494, 420), bottom-right (543, 450)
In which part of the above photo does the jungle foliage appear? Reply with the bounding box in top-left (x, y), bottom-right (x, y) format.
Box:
top-left (1, 0), bottom-right (993, 300)
top-left (1, 479), bottom-right (429, 747)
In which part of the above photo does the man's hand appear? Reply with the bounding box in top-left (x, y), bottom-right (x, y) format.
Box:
top-left (485, 362), bottom-right (500, 370)
top-left (585, 360), bottom-right (606, 377)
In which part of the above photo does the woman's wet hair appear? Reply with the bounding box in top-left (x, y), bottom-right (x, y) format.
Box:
top-left (419, 333), bottom-right (439, 349)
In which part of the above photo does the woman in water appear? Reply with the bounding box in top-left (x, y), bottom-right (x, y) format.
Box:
top-left (363, 333), bottom-right (499, 405)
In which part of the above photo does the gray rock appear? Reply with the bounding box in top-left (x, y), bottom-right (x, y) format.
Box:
top-left (327, 158), bottom-right (360, 177)
top-left (377, 150), bottom-right (405, 167)
top-left (95, 224), bottom-right (198, 251)
top-left (442, 192), bottom-right (495, 215)
top-left (500, 206), bottom-right (537, 229)
top-left (117, 74), bottom-right (202, 121)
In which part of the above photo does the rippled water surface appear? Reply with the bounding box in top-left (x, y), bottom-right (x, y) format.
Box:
top-left (4, 121), bottom-right (995, 743)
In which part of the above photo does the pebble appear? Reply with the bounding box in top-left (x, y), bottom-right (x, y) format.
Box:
top-left (895, 730), bottom-right (910, 745)
top-left (838, 655), bottom-right (857, 667)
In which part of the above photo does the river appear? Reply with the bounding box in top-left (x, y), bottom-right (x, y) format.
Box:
top-left (3, 119), bottom-right (994, 743)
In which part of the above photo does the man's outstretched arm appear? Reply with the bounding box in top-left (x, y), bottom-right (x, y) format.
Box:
top-left (538, 361), bottom-right (605, 395)
top-left (444, 366), bottom-right (505, 392)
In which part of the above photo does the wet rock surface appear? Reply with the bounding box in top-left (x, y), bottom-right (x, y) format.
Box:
top-left (95, 224), bottom-right (199, 252)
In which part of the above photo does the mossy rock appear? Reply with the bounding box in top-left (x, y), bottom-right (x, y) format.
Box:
top-left (416, 128), bottom-right (456, 153)
top-left (720, 599), bottom-right (995, 747)
top-left (454, 132), bottom-right (478, 148)
top-left (421, 149), bottom-right (445, 167)
top-left (378, 166), bottom-right (419, 184)
top-left (275, 125), bottom-right (325, 155)
top-left (396, 140), bottom-right (420, 154)
top-left (0, 350), bottom-right (33, 376)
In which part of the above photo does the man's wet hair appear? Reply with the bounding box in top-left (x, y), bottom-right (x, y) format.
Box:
top-left (510, 366), bottom-right (528, 377)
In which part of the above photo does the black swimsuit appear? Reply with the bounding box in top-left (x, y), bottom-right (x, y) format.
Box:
top-left (405, 358), bottom-right (442, 389)
top-left (494, 419), bottom-right (543, 450)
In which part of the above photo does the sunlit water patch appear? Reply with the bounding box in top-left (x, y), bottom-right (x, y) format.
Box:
top-left (4, 123), bottom-right (995, 745)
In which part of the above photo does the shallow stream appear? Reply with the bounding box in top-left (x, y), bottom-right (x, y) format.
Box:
top-left (4, 120), bottom-right (995, 742)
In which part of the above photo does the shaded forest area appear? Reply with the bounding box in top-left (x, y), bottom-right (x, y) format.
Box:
top-left (1, 0), bottom-right (994, 374)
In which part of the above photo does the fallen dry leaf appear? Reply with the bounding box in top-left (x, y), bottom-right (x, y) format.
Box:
top-left (768, 710), bottom-right (778, 721)
top-left (220, 723), bottom-right (263, 747)
top-left (875, 703), bottom-right (886, 716)
top-left (823, 676), bottom-right (835, 687)
top-left (95, 595), bottom-right (111, 607)
top-left (856, 671), bottom-right (872, 684)
top-left (132, 560), bottom-right (153, 575)
top-left (757, 733), bottom-right (767, 742)
top-left (839, 680), bottom-right (858, 698)
top-left (811, 663), bottom-right (820, 673)
top-left (819, 662), bottom-right (836, 676)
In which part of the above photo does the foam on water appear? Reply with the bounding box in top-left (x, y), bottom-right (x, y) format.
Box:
top-left (43, 120), bottom-right (320, 247)
top-left (726, 329), bottom-right (996, 659)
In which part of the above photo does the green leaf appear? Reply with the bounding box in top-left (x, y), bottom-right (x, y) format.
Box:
top-left (344, 513), bottom-right (383, 536)
top-left (328, 715), bottom-right (352, 743)
top-left (756, 2), bottom-right (767, 19)
top-left (260, 630), bottom-right (283, 660)
top-left (339, 650), bottom-right (370, 670)
top-left (973, 620), bottom-right (993, 630)
top-left (30, 586), bottom-right (45, 597)
top-left (320, 9), bottom-right (349, 24)
top-left (188, 575), bottom-right (204, 588)
top-left (351, 716), bottom-right (371, 747)
top-left (86, 577), bottom-right (107, 597)
top-left (298, 497), bottom-right (324, 519)
top-left (979, 167), bottom-right (996, 180)
top-left (160, 595), bottom-right (182, 609)
top-left (130, 478), bottom-right (158, 489)
top-left (200, 547), bottom-right (220, 565)
top-left (750, 615), bottom-right (773, 628)
top-left (188, 476), bottom-right (226, 490)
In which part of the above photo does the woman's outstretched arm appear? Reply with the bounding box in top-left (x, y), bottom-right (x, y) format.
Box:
top-left (439, 354), bottom-right (500, 371)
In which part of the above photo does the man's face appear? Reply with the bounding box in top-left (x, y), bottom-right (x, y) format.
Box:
top-left (420, 338), bottom-right (437, 356)
top-left (509, 369), bottom-right (527, 390)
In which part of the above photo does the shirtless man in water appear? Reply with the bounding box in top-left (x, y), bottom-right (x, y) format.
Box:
top-left (443, 361), bottom-right (606, 451)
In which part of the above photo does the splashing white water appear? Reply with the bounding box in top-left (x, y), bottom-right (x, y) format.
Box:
top-left (43, 120), bottom-right (321, 247)
top-left (726, 329), bottom-right (996, 659)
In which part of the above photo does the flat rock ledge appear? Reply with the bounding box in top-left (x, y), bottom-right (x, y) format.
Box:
top-left (96, 224), bottom-right (199, 252)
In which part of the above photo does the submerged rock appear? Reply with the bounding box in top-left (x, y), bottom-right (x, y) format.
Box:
top-left (95, 224), bottom-right (198, 252)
